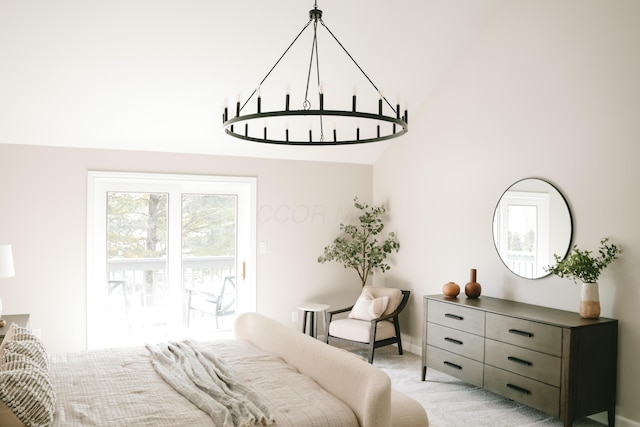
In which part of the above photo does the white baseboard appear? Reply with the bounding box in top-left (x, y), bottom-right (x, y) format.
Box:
top-left (590, 411), bottom-right (640, 427)
top-left (405, 341), bottom-right (421, 356)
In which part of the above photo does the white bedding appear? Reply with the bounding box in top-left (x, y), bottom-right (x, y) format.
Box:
top-left (50, 340), bottom-right (359, 427)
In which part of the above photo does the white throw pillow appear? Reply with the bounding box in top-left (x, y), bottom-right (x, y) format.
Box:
top-left (348, 290), bottom-right (389, 321)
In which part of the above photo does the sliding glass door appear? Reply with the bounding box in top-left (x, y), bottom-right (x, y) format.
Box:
top-left (87, 172), bottom-right (256, 349)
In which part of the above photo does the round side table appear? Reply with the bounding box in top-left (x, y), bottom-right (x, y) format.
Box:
top-left (297, 303), bottom-right (330, 339)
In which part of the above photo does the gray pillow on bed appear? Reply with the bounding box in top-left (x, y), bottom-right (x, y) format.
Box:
top-left (0, 323), bottom-right (56, 427)
top-left (2, 339), bottom-right (50, 372)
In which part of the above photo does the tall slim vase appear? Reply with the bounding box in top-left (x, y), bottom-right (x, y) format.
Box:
top-left (580, 282), bottom-right (600, 319)
top-left (465, 268), bottom-right (481, 299)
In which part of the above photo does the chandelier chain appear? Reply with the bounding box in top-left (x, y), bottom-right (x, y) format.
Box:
top-left (319, 20), bottom-right (398, 115)
top-left (240, 18), bottom-right (313, 114)
top-left (306, 16), bottom-right (325, 141)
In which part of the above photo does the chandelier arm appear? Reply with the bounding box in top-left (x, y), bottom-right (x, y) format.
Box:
top-left (319, 20), bottom-right (398, 115)
top-left (240, 18), bottom-right (314, 113)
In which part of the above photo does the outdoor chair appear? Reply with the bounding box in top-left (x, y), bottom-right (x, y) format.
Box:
top-left (186, 276), bottom-right (236, 328)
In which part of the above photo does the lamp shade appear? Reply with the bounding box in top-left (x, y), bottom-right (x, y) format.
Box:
top-left (0, 244), bottom-right (15, 278)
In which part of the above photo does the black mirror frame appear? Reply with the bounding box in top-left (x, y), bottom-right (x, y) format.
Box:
top-left (492, 177), bottom-right (574, 280)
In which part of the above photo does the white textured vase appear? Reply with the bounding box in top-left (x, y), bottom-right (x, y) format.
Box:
top-left (580, 282), bottom-right (600, 319)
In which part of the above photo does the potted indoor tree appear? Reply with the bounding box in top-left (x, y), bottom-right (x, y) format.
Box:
top-left (318, 197), bottom-right (400, 288)
top-left (545, 238), bottom-right (620, 318)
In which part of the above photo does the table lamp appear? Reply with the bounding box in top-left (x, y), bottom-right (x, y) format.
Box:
top-left (0, 244), bottom-right (15, 323)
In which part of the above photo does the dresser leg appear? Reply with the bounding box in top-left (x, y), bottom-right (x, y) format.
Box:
top-left (608, 408), bottom-right (615, 427)
top-left (421, 365), bottom-right (427, 381)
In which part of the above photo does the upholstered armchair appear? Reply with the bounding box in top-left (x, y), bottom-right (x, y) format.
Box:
top-left (325, 286), bottom-right (410, 363)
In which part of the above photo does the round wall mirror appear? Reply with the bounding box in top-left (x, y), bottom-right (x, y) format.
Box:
top-left (492, 178), bottom-right (573, 279)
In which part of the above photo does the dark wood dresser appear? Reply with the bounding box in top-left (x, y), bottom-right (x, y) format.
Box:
top-left (422, 295), bottom-right (617, 426)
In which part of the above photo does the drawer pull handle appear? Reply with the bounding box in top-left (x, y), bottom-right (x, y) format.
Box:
top-left (445, 337), bottom-right (463, 345)
top-left (445, 313), bottom-right (464, 321)
top-left (443, 361), bottom-right (462, 370)
top-left (507, 383), bottom-right (531, 395)
top-left (508, 356), bottom-right (532, 366)
top-left (508, 328), bottom-right (533, 338)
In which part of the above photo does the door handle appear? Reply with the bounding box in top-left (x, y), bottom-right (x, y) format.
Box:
top-left (242, 261), bottom-right (246, 280)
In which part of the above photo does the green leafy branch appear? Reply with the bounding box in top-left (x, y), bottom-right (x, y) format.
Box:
top-left (545, 238), bottom-right (620, 284)
top-left (318, 197), bottom-right (400, 287)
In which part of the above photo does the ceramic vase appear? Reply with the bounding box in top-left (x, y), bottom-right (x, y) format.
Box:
top-left (465, 268), bottom-right (481, 299)
top-left (579, 282), bottom-right (600, 319)
top-left (442, 282), bottom-right (460, 298)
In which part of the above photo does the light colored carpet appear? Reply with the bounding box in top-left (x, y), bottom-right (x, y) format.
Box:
top-left (334, 343), bottom-right (606, 427)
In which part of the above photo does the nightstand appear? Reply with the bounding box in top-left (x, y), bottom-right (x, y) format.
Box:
top-left (0, 314), bottom-right (30, 342)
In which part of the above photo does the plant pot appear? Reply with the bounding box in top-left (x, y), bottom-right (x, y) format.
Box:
top-left (580, 282), bottom-right (600, 319)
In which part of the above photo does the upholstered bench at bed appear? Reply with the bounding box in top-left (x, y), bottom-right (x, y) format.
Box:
top-left (235, 312), bottom-right (429, 427)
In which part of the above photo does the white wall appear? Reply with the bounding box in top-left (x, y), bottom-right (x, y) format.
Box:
top-left (0, 0), bottom-right (638, 424)
top-left (374, 0), bottom-right (640, 424)
top-left (0, 144), bottom-right (371, 354)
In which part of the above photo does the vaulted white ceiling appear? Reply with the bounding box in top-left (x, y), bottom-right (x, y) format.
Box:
top-left (0, 0), bottom-right (504, 164)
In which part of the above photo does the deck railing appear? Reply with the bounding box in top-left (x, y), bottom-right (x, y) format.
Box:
top-left (106, 256), bottom-right (235, 306)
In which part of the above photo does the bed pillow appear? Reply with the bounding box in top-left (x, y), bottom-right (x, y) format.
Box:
top-left (348, 289), bottom-right (389, 321)
top-left (0, 322), bottom-right (16, 360)
top-left (9, 324), bottom-right (37, 342)
top-left (2, 340), bottom-right (50, 371)
top-left (0, 324), bottom-right (49, 370)
top-left (0, 324), bottom-right (55, 427)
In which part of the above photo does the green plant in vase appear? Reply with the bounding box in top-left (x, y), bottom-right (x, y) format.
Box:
top-left (318, 197), bottom-right (400, 288)
top-left (545, 238), bottom-right (620, 318)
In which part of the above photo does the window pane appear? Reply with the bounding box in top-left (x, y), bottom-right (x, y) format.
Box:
top-left (104, 192), bottom-right (169, 347)
top-left (182, 194), bottom-right (237, 334)
top-left (506, 204), bottom-right (537, 278)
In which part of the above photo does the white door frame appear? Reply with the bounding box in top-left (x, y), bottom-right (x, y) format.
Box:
top-left (86, 171), bottom-right (256, 349)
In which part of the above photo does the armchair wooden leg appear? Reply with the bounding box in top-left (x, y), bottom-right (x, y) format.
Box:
top-left (368, 322), bottom-right (378, 364)
top-left (394, 319), bottom-right (403, 355)
top-left (301, 311), bottom-right (308, 335)
top-left (325, 313), bottom-right (331, 343)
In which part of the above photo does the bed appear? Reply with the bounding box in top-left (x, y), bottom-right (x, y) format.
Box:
top-left (0, 312), bottom-right (428, 427)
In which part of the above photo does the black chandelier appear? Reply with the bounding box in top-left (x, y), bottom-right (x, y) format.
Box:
top-left (222, 1), bottom-right (408, 146)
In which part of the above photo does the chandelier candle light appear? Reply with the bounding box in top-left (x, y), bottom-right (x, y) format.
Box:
top-left (223, 1), bottom-right (408, 145)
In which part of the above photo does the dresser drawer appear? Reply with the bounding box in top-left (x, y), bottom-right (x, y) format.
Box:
top-left (484, 365), bottom-right (560, 416)
top-left (427, 322), bottom-right (485, 361)
top-left (426, 345), bottom-right (484, 387)
top-left (427, 300), bottom-right (485, 336)
top-left (484, 339), bottom-right (561, 387)
top-left (485, 313), bottom-right (562, 356)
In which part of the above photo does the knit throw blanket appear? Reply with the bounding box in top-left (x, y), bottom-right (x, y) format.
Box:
top-left (146, 340), bottom-right (275, 427)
